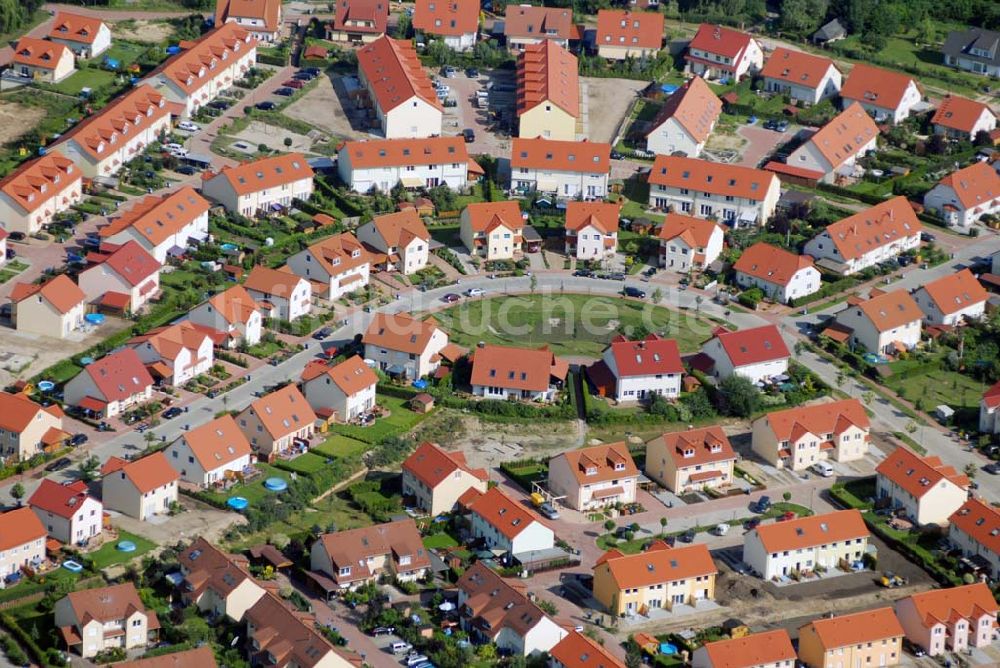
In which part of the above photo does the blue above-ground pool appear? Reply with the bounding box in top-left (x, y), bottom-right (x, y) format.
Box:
top-left (227, 496), bottom-right (249, 510)
top-left (80, 357), bottom-right (94, 365)
top-left (85, 313), bottom-right (105, 325)
top-left (62, 560), bottom-right (83, 573)
top-left (37, 381), bottom-right (55, 392)
top-left (412, 379), bottom-right (428, 390)
top-left (220, 243), bottom-right (239, 253)
top-left (660, 643), bottom-right (678, 655)
top-left (116, 540), bottom-right (137, 553)
top-left (264, 477), bottom-right (288, 492)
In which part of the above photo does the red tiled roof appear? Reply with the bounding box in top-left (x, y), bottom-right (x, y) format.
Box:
top-left (734, 242), bottom-right (815, 287)
top-left (10, 274), bottom-right (85, 314)
top-left (851, 289), bottom-right (922, 332)
top-left (597, 10), bottom-right (663, 50)
top-left (243, 265), bottom-right (307, 300)
top-left (461, 487), bottom-right (545, 539)
top-left (369, 209), bottom-right (430, 247)
top-left (358, 36), bottom-right (442, 113)
top-left (649, 155), bottom-right (777, 202)
top-left (656, 212), bottom-right (721, 248)
top-left (802, 607), bottom-right (903, 650)
top-left (128, 321), bottom-right (211, 363)
top-left (761, 48), bottom-right (837, 89)
top-left (753, 509), bottom-right (868, 553)
top-left (565, 200), bottom-right (620, 234)
top-left (94, 240), bottom-right (161, 287)
top-left (949, 498), bottom-right (1000, 557)
top-left (29, 480), bottom-right (95, 520)
top-left (708, 324), bottom-right (789, 368)
top-left (181, 414), bottom-right (252, 471)
top-left (904, 583), bottom-right (999, 629)
top-left (306, 354), bottom-right (378, 396)
top-left (81, 348), bottom-right (154, 403)
top-left (803, 102), bottom-right (879, 170)
top-left (150, 23), bottom-right (257, 95)
top-left (105, 451), bottom-right (179, 494)
top-left (554, 441), bottom-right (638, 486)
top-left (549, 631), bottom-right (624, 668)
top-left (299, 232), bottom-right (370, 280)
top-left (984, 380), bottom-right (1000, 410)
top-left (243, 384), bottom-right (316, 440)
top-left (598, 541), bottom-right (716, 589)
top-left (876, 446), bottom-right (969, 499)
top-left (762, 398), bottom-right (869, 442)
top-left (647, 76), bottom-right (721, 145)
top-left (919, 269), bottom-right (988, 316)
top-left (456, 562), bottom-right (551, 638)
top-left (470, 344), bottom-right (567, 392)
top-left (840, 63), bottom-right (919, 111)
top-left (215, 0), bottom-right (282, 32)
top-left (0, 507), bottom-right (45, 552)
top-left (403, 441), bottom-right (488, 489)
top-left (206, 153), bottom-right (313, 196)
top-left (504, 5), bottom-right (575, 41)
top-left (606, 334), bottom-right (682, 377)
top-left (464, 201), bottom-right (523, 233)
top-left (99, 187), bottom-right (211, 246)
top-left (0, 150), bottom-right (80, 215)
top-left (54, 86), bottom-right (168, 162)
top-left (0, 392), bottom-right (62, 435)
top-left (651, 425), bottom-right (736, 468)
top-left (932, 94), bottom-right (996, 134)
top-left (12, 36), bottom-right (71, 69)
top-left (332, 0), bottom-right (388, 34)
top-left (511, 137), bottom-right (610, 173)
top-left (363, 312), bottom-right (442, 355)
top-left (341, 136), bottom-right (470, 169)
top-left (204, 284), bottom-right (260, 326)
top-left (935, 161), bottom-right (1000, 211)
top-left (701, 630), bottom-right (796, 668)
top-left (49, 12), bottom-right (107, 45)
top-left (687, 23), bottom-right (754, 58)
top-left (517, 40), bottom-right (579, 118)
top-left (819, 197), bottom-right (920, 261)
top-left (413, 0), bottom-right (478, 37)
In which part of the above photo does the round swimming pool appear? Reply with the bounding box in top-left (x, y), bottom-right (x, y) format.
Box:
top-left (85, 313), bottom-right (106, 325)
top-left (264, 477), bottom-right (288, 492)
top-left (227, 496), bottom-right (249, 510)
top-left (116, 541), bottom-right (137, 553)
top-left (37, 381), bottom-right (55, 392)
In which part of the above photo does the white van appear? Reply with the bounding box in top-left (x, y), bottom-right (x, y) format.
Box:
top-left (714, 523), bottom-right (729, 536)
top-left (391, 642), bottom-right (412, 654)
top-left (812, 461), bottom-right (834, 477)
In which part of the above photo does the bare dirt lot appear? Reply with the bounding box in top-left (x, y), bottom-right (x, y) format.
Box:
top-left (583, 77), bottom-right (648, 144)
top-left (0, 101), bottom-right (43, 144)
top-left (284, 74), bottom-right (366, 140)
top-left (109, 19), bottom-right (175, 43)
top-left (232, 120), bottom-right (318, 154)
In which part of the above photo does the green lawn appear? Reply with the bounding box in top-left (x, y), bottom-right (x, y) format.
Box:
top-left (429, 294), bottom-right (718, 357)
top-left (206, 463), bottom-right (292, 505)
top-left (88, 531), bottom-right (156, 569)
top-left (884, 367), bottom-right (986, 409)
top-left (423, 533), bottom-right (459, 549)
top-left (46, 68), bottom-right (119, 97)
top-left (276, 451), bottom-right (330, 475)
top-left (330, 395), bottom-right (429, 444)
top-left (90, 41), bottom-right (150, 70)
top-left (312, 434), bottom-right (369, 459)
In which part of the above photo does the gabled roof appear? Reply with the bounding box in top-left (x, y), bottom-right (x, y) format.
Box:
top-left (511, 137), bottom-right (610, 173)
top-left (817, 196), bottom-right (920, 261)
top-left (464, 201), bottom-right (523, 234)
top-left (802, 607), bottom-right (903, 650)
top-left (0, 507), bottom-right (46, 552)
top-left (128, 321), bottom-right (211, 363)
top-left (315, 519), bottom-right (429, 579)
top-left (204, 153), bottom-right (313, 196)
top-left (243, 265), bottom-right (308, 300)
top-left (903, 583), bottom-right (999, 629)
top-left (943, 28), bottom-right (1000, 66)
top-left (918, 269), bottom-right (988, 316)
top-left (596, 10), bottom-right (664, 50)
top-left (649, 155), bottom-right (777, 202)
top-left (761, 48), bottom-right (838, 89)
top-left (91, 240), bottom-right (161, 287)
top-left (875, 446), bottom-right (969, 499)
top-left (504, 5), bottom-right (575, 41)
top-left (597, 541), bottom-right (716, 589)
top-left (215, 0), bottom-right (282, 32)
top-left (12, 37), bottom-right (71, 69)
top-left (517, 40), bottom-right (579, 118)
top-left (49, 11), bottom-right (108, 45)
top-left (851, 289), bottom-right (922, 332)
top-left (932, 94), bottom-right (996, 134)
top-left (243, 384), bottom-right (317, 440)
top-left (605, 334), bottom-right (682, 377)
top-left (363, 312), bottom-right (442, 355)
top-left (244, 592), bottom-right (350, 668)
top-left (30, 480), bottom-right (96, 520)
top-left (0, 391), bottom-right (63, 435)
top-left (342, 136), bottom-right (471, 169)
top-left (456, 561), bottom-right (552, 638)
top-left (687, 23), bottom-right (754, 58)
top-left (402, 441), bottom-right (488, 489)
top-left (103, 451), bottom-right (179, 494)
top-left (63, 583), bottom-right (153, 625)
top-left (302, 354), bottom-right (378, 396)
top-left (180, 415), bottom-right (253, 471)
top-left (203, 285), bottom-right (261, 326)
top-left (178, 536), bottom-right (257, 600)
top-left (935, 160), bottom-right (1000, 211)
top-left (80, 348), bottom-right (154, 403)
top-left (99, 187), bottom-right (211, 246)
top-left (413, 0), bottom-right (478, 36)
top-left (565, 201), bottom-right (620, 234)
top-left (55, 85), bottom-right (168, 162)
top-left (647, 76), bottom-right (721, 145)
top-left (984, 380), bottom-right (1000, 410)
top-left (949, 497), bottom-right (1000, 556)
top-left (470, 344), bottom-right (567, 392)
top-left (0, 150), bottom-right (80, 215)
top-left (10, 274), bottom-right (86, 314)
top-left (733, 242), bottom-right (816, 287)
top-left (803, 102), bottom-right (879, 171)
top-left (299, 232), bottom-right (370, 280)
top-left (649, 425), bottom-right (736, 469)
top-left (700, 630), bottom-right (796, 668)
top-left (369, 209), bottom-right (430, 247)
top-left (358, 36), bottom-right (442, 113)
top-left (840, 63), bottom-right (919, 111)
top-left (761, 398), bottom-right (869, 442)
top-left (460, 486), bottom-right (545, 539)
top-left (549, 630), bottom-right (625, 668)
top-left (554, 442), bottom-right (639, 486)
top-left (656, 212), bottom-right (721, 247)
top-left (332, 0), bottom-right (388, 34)
top-left (707, 324), bottom-right (790, 368)
top-left (752, 509), bottom-right (868, 554)
top-left (149, 23), bottom-right (257, 95)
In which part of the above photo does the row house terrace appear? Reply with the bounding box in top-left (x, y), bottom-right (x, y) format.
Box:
top-left (309, 519), bottom-right (430, 590)
top-left (948, 498), bottom-right (1000, 581)
top-left (516, 40), bottom-right (580, 141)
top-left (508, 137), bottom-right (610, 199)
top-left (338, 136), bottom-right (480, 193)
top-left (98, 186), bottom-right (211, 263)
top-left (0, 150), bottom-right (82, 236)
top-left (895, 583), bottom-right (998, 657)
top-left (357, 36), bottom-right (443, 139)
top-left (743, 509), bottom-right (870, 580)
top-left (201, 153), bottom-right (314, 217)
top-left (875, 446), bottom-right (969, 526)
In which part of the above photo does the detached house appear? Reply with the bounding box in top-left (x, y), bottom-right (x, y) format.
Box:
top-left (48, 12), bottom-right (112, 58)
top-left (516, 41), bottom-right (579, 141)
top-left (564, 200), bottom-right (619, 259)
top-left (101, 452), bottom-right (179, 520)
top-left (98, 187), bottom-right (211, 263)
top-left (692, 630), bottom-right (796, 668)
top-left (509, 137), bottom-right (611, 200)
top-left (215, 0), bottom-right (283, 42)
top-left (782, 102), bottom-right (878, 184)
top-left (357, 209), bottom-right (430, 274)
top-left (413, 0), bottom-right (479, 51)
top-left (0, 508), bottom-right (46, 587)
top-left (912, 269), bottom-right (988, 326)
top-left (300, 355), bottom-right (378, 422)
top-left (548, 442), bottom-right (639, 511)
top-left (551, 631), bottom-right (625, 668)
top-left (363, 311), bottom-right (449, 379)
top-left (127, 321), bottom-right (213, 386)
top-left (188, 284), bottom-right (263, 348)
top-left (798, 607), bottom-right (904, 668)
top-left (931, 94), bottom-right (997, 141)
top-left (760, 48), bottom-right (841, 104)
top-left (743, 509), bottom-right (870, 580)
top-left (338, 136), bottom-right (480, 193)
top-left (981, 381), bottom-right (1000, 435)
top-left (9, 274), bottom-right (86, 339)
top-left (0, 391), bottom-right (67, 463)
top-left (645, 426), bottom-right (737, 494)
top-left (840, 64), bottom-right (921, 125)
top-left (593, 541), bottom-right (717, 616)
top-left (875, 446), bottom-right (969, 526)
top-left (165, 415), bottom-right (253, 489)
top-left (895, 583), bottom-right (998, 656)
top-left (401, 441), bottom-right (488, 516)
top-left (595, 10), bottom-right (664, 60)
top-left (201, 153), bottom-right (314, 217)
top-left (244, 592), bottom-right (358, 668)
top-left (456, 562), bottom-right (566, 656)
top-left (78, 241), bottom-right (161, 314)
top-left (942, 28), bottom-right (1000, 77)
top-left (470, 343), bottom-right (568, 401)
top-left (309, 519), bottom-right (430, 589)
top-left (176, 537), bottom-right (265, 622)
top-left (700, 324), bottom-right (790, 384)
top-left (238, 384), bottom-right (317, 460)
top-left (923, 161), bottom-right (1000, 231)
top-left (803, 197), bottom-right (921, 275)
top-left (0, 150), bottom-right (82, 236)
top-left (326, 0), bottom-right (388, 44)
top-left (504, 5), bottom-right (579, 51)
top-left (684, 23), bottom-right (763, 82)
top-left (751, 399), bottom-right (871, 472)
top-left (832, 288), bottom-right (923, 354)
top-left (948, 498), bottom-right (1000, 581)
top-left (657, 212), bottom-right (724, 272)
top-left (587, 334), bottom-right (682, 402)
top-left (11, 37), bottom-right (75, 83)
top-left (733, 242), bottom-right (821, 304)
top-left (461, 201), bottom-right (524, 260)
top-left (243, 265), bottom-right (312, 323)
top-left (647, 156), bottom-right (781, 227)
top-left (64, 348), bottom-right (154, 419)
top-left (357, 36), bottom-right (443, 139)
top-left (460, 486), bottom-right (554, 558)
top-left (29, 480), bottom-right (102, 546)
top-left (285, 232), bottom-right (370, 301)
top-left (55, 583), bottom-right (159, 658)
top-left (645, 76), bottom-right (722, 158)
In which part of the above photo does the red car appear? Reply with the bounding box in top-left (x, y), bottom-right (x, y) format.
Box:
top-left (776, 511), bottom-right (797, 522)
top-left (283, 79), bottom-right (305, 89)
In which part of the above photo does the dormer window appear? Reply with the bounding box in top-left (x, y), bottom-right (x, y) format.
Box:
top-left (683, 448), bottom-right (695, 458)
top-left (614, 462), bottom-right (625, 471)
top-left (585, 466), bottom-right (597, 476)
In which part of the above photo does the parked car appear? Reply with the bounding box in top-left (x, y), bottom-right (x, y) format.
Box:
top-left (623, 286), bottom-right (646, 298)
top-left (162, 407), bottom-right (183, 420)
top-left (8, 231), bottom-right (25, 241)
top-left (371, 627), bottom-right (395, 637)
top-left (70, 433), bottom-right (88, 446)
top-left (441, 65), bottom-right (457, 78)
top-left (441, 293), bottom-right (460, 303)
top-left (754, 495), bottom-right (771, 513)
top-left (539, 503), bottom-right (560, 520)
top-left (312, 327), bottom-right (333, 340)
top-left (405, 654), bottom-right (428, 666)
top-left (903, 640), bottom-right (926, 657)
top-left (208, 99), bottom-right (232, 110)
top-left (776, 511), bottom-right (796, 522)
top-left (177, 121), bottom-right (199, 132)
top-left (176, 165), bottom-right (197, 175)
top-left (462, 128), bottom-right (475, 143)
top-left (573, 269), bottom-right (593, 277)
top-left (283, 79), bottom-right (305, 89)
top-left (984, 462), bottom-right (1000, 475)
top-left (466, 67), bottom-right (479, 77)
top-left (609, 272), bottom-right (626, 281)
top-left (920, 231), bottom-right (936, 242)
top-left (774, 120), bottom-right (789, 132)
top-left (45, 457), bottom-right (72, 472)
top-left (465, 288), bottom-right (485, 297)
top-left (302, 67), bottom-right (321, 76)
top-left (610, 150), bottom-right (624, 160)
top-left (293, 71), bottom-right (316, 81)
top-left (743, 517), bottom-right (761, 531)
top-left (274, 87), bottom-right (295, 96)
top-left (255, 101), bottom-right (277, 111)
top-left (680, 529), bottom-right (696, 543)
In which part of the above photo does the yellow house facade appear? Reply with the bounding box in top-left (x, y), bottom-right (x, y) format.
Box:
top-left (519, 103), bottom-right (577, 141)
top-left (798, 607), bottom-right (904, 668)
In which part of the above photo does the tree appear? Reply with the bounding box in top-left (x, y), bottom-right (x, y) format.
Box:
top-left (283, 137), bottom-right (293, 149)
top-left (779, 0), bottom-right (829, 34)
top-left (530, 273), bottom-right (537, 294)
top-left (718, 374), bottom-right (761, 418)
top-left (604, 519), bottom-right (616, 532)
top-left (862, 391), bottom-right (875, 406)
top-left (652, 287), bottom-right (663, 304)
top-left (659, 517), bottom-right (668, 534)
top-left (964, 463), bottom-right (977, 479)
top-left (10, 482), bottom-right (25, 506)
top-left (625, 642), bottom-right (643, 668)
top-left (782, 491), bottom-right (792, 502)
top-left (79, 455), bottom-right (101, 482)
